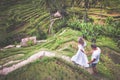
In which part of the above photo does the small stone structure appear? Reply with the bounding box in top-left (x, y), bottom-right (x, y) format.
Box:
top-left (53, 11), bottom-right (62, 18)
top-left (20, 36), bottom-right (37, 46)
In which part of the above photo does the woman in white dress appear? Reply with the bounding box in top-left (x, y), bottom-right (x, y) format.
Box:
top-left (71, 37), bottom-right (89, 67)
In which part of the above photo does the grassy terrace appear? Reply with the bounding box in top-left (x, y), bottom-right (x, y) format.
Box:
top-left (67, 7), bottom-right (120, 23)
top-left (0, 57), bottom-right (95, 80)
top-left (0, 28), bottom-right (120, 80)
top-left (0, 0), bottom-right (120, 80)
top-left (0, 2), bottom-right (50, 45)
top-left (1, 28), bottom-right (119, 59)
top-left (0, 0), bottom-right (49, 39)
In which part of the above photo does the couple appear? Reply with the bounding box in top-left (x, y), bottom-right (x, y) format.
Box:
top-left (71, 37), bottom-right (101, 74)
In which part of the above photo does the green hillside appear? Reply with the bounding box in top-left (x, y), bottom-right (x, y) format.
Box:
top-left (0, 0), bottom-right (120, 47)
top-left (0, 0), bottom-right (49, 46)
top-left (0, 0), bottom-right (120, 80)
top-left (0, 28), bottom-right (120, 80)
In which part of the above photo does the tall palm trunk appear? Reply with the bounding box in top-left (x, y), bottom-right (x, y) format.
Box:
top-left (84, 0), bottom-right (89, 22)
top-left (48, 7), bottom-right (53, 35)
top-left (48, 15), bottom-right (54, 35)
top-left (71, 0), bottom-right (75, 7)
top-left (99, 3), bottom-right (103, 24)
top-left (39, 0), bottom-right (65, 35)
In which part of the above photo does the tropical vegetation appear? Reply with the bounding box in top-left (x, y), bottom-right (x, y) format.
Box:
top-left (0, 0), bottom-right (120, 80)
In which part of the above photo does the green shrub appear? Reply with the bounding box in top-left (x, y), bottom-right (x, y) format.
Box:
top-left (105, 16), bottom-right (114, 25)
top-left (67, 17), bottom-right (119, 46)
top-left (104, 21), bottom-right (120, 47)
top-left (27, 40), bottom-right (34, 46)
top-left (67, 18), bottom-right (103, 42)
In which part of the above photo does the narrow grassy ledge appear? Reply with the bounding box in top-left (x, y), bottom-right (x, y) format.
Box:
top-left (97, 36), bottom-right (120, 53)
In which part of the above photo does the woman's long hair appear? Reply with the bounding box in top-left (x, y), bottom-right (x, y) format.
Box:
top-left (78, 37), bottom-right (84, 46)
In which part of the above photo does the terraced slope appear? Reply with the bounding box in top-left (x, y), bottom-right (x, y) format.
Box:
top-left (0, 0), bottom-right (120, 47)
top-left (0, 0), bottom-right (50, 46)
top-left (67, 7), bottom-right (120, 24)
top-left (0, 57), bottom-right (96, 80)
top-left (0, 28), bottom-right (120, 80)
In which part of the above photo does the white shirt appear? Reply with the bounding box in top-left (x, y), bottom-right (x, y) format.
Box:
top-left (91, 47), bottom-right (101, 64)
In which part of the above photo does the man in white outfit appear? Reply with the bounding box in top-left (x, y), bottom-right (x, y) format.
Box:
top-left (88, 44), bottom-right (101, 74)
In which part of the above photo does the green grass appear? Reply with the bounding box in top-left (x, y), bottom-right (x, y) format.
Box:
top-left (0, 28), bottom-right (120, 80)
top-left (41, 29), bottom-right (80, 50)
top-left (0, 43), bottom-right (43, 64)
top-left (97, 36), bottom-right (120, 52)
top-left (0, 0), bottom-right (49, 45)
top-left (97, 53), bottom-right (120, 80)
top-left (0, 0), bottom-right (120, 79)
top-left (0, 57), bottom-right (95, 80)
top-left (97, 54), bottom-right (114, 79)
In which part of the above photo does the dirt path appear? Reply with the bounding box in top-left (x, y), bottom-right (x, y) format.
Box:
top-left (0, 51), bottom-right (72, 75)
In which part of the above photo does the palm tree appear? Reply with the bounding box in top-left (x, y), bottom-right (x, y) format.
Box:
top-left (73, 0), bottom-right (89, 22)
top-left (39, 0), bottom-right (67, 35)
top-left (84, 0), bottom-right (89, 22)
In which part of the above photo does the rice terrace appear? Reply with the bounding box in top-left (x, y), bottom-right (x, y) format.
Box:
top-left (0, 0), bottom-right (120, 80)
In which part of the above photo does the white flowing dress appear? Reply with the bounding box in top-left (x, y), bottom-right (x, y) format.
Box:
top-left (71, 44), bottom-right (89, 67)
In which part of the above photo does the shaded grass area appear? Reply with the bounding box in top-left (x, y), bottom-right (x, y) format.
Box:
top-left (101, 47), bottom-right (120, 64)
top-left (0, 57), bottom-right (95, 80)
top-left (97, 54), bottom-right (114, 79)
top-left (97, 36), bottom-right (120, 53)
top-left (98, 54), bottom-right (120, 80)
